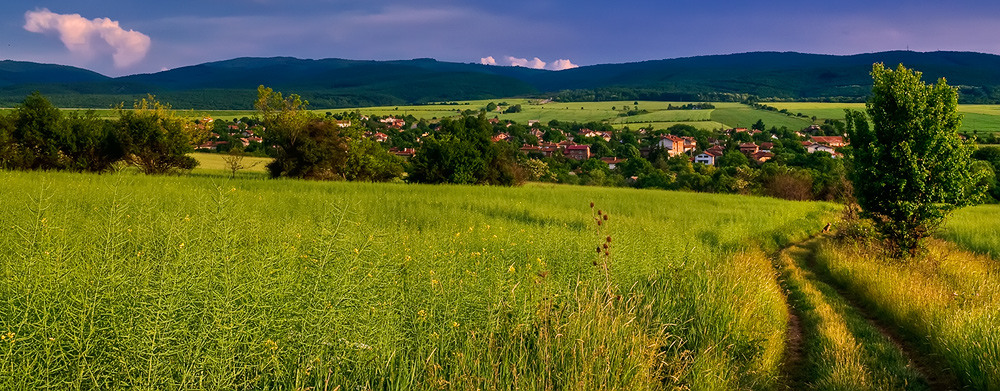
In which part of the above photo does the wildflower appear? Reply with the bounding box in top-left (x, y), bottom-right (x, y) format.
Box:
top-left (452, 321), bottom-right (460, 328)
top-left (603, 214), bottom-right (609, 221)
top-left (606, 236), bottom-right (612, 243)
top-left (589, 202), bottom-right (594, 208)
top-left (508, 264), bottom-right (516, 273)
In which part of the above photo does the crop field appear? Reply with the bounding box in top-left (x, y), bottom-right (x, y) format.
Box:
top-left (768, 102), bottom-right (1000, 133)
top-left (0, 170), bottom-right (840, 390)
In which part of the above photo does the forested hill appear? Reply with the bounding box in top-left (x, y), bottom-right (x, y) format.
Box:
top-left (4, 51), bottom-right (1000, 109)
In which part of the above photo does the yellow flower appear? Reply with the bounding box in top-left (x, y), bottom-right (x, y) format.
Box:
top-left (508, 264), bottom-right (516, 273)
top-left (452, 321), bottom-right (460, 328)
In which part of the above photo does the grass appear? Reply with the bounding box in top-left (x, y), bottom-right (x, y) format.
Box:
top-left (811, 234), bottom-right (1000, 389)
top-left (0, 170), bottom-right (839, 390)
top-left (940, 204), bottom-right (1000, 258)
top-left (768, 102), bottom-right (1000, 133)
top-left (777, 241), bottom-right (926, 390)
top-left (189, 152), bottom-right (272, 177)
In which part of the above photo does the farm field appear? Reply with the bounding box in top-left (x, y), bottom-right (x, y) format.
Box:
top-left (768, 102), bottom-right (1000, 133)
top-left (0, 170), bottom-right (839, 390)
top-left (7, 101), bottom-right (1000, 133)
top-left (189, 152), bottom-right (272, 178)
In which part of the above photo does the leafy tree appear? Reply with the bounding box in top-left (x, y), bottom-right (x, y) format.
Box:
top-left (751, 119), bottom-right (765, 131)
top-left (409, 114), bottom-right (520, 185)
top-left (717, 150), bottom-right (749, 168)
top-left (845, 64), bottom-right (984, 256)
top-left (64, 110), bottom-right (122, 172)
top-left (973, 146), bottom-right (1000, 174)
top-left (256, 85), bottom-right (349, 179)
top-left (343, 138), bottom-right (404, 182)
top-left (9, 92), bottom-right (71, 170)
top-left (115, 95), bottom-right (199, 174)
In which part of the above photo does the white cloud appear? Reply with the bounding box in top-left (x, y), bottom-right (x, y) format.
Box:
top-left (481, 55), bottom-right (580, 71)
top-left (24, 8), bottom-right (151, 69)
top-left (546, 59), bottom-right (579, 71)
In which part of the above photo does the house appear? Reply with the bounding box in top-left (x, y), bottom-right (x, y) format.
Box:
top-left (810, 136), bottom-right (847, 147)
top-left (739, 142), bottom-right (759, 156)
top-left (379, 117), bottom-right (405, 129)
top-left (388, 147), bottom-right (415, 160)
top-left (564, 145), bottom-right (591, 160)
top-left (753, 151), bottom-right (774, 163)
top-left (681, 137), bottom-right (697, 153)
top-left (600, 157), bottom-right (625, 170)
top-left (806, 143), bottom-right (837, 156)
top-left (527, 120), bottom-right (540, 127)
top-left (491, 133), bottom-right (511, 142)
top-left (657, 135), bottom-right (685, 156)
top-left (196, 141), bottom-right (229, 151)
top-left (759, 142), bottom-right (774, 152)
top-left (335, 120), bottom-right (352, 128)
top-left (530, 128), bottom-right (545, 139)
top-left (694, 149), bottom-right (724, 166)
top-left (373, 132), bottom-right (389, 142)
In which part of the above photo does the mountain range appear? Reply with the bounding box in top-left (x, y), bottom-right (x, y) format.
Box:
top-left (4, 51), bottom-right (1000, 109)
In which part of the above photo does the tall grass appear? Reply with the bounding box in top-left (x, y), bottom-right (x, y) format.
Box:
top-left (813, 238), bottom-right (1000, 389)
top-left (940, 204), bottom-right (1000, 258)
top-left (777, 242), bottom-right (925, 390)
top-left (0, 171), bottom-right (838, 390)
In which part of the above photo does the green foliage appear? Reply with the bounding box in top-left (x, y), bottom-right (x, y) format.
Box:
top-left (8, 91), bottom-right (70, 169)
top-left (115, 96), bottom-right (199, 174)
top-left (408, 114), bottom-right (521, 186)
top-left (343, 138), bottom-right (405, 182)
top-left (846, 64), bottom-right (985, 256)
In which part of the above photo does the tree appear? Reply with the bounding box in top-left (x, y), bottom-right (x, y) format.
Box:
top-left (222, 146), bottom-right (260, 179)
top-left (9, 92), bottom-right (70, 170)
top-left (408, 114), bottom-right (520, 185)
top-left (115, 95), bottom-right (199, 174)
top-left (845, 63), bottom-right (984, 256)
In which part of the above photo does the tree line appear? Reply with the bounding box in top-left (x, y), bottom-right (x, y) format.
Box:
top-left (1, 92), bottom-right (200, 174)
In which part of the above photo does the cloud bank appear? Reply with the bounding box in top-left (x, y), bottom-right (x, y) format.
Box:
top-left (24, 9), bottom-right (151, 68)
top-left (481, 55), bottom-right (578, 71)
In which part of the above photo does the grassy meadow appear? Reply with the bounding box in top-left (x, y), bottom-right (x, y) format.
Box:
top-left (0, 169), bottom-right (839, 390)
top-left (811, 225), bottom-right (1000, 389)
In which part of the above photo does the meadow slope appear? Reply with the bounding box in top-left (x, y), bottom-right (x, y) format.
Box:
top-left (0, 171), bottom-right (839, 390)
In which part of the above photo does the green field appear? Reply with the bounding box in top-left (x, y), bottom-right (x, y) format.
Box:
top-left (189, 152), bottom-right (272, 177)
top-left (769, 102), bottom-right (1000, 132)
top-left (0, 170), bottom-right (839, 390)
top-left (8, 101), bottom-right (1000, 132)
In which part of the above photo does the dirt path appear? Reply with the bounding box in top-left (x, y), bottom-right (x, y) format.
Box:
top-left (776, 238), bottom-right (965, 390)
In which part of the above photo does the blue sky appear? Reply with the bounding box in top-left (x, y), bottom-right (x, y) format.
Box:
top-left (4, 0), bottom-right (1000, 76)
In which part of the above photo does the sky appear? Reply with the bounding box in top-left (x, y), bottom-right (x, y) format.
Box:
top-left (3, 0), bottom-right (1000, 77)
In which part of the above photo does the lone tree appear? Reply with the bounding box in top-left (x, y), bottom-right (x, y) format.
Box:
top-left (845, 63), bottom-right (984, 256)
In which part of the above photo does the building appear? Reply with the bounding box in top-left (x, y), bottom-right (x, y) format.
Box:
top-left (564, 145), bottom-right (591, 160)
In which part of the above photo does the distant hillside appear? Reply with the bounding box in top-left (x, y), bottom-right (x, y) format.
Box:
top-left (4, 51), bottom-right (1000, 109)
top-left (0, 60), bottom-right (109, 87)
